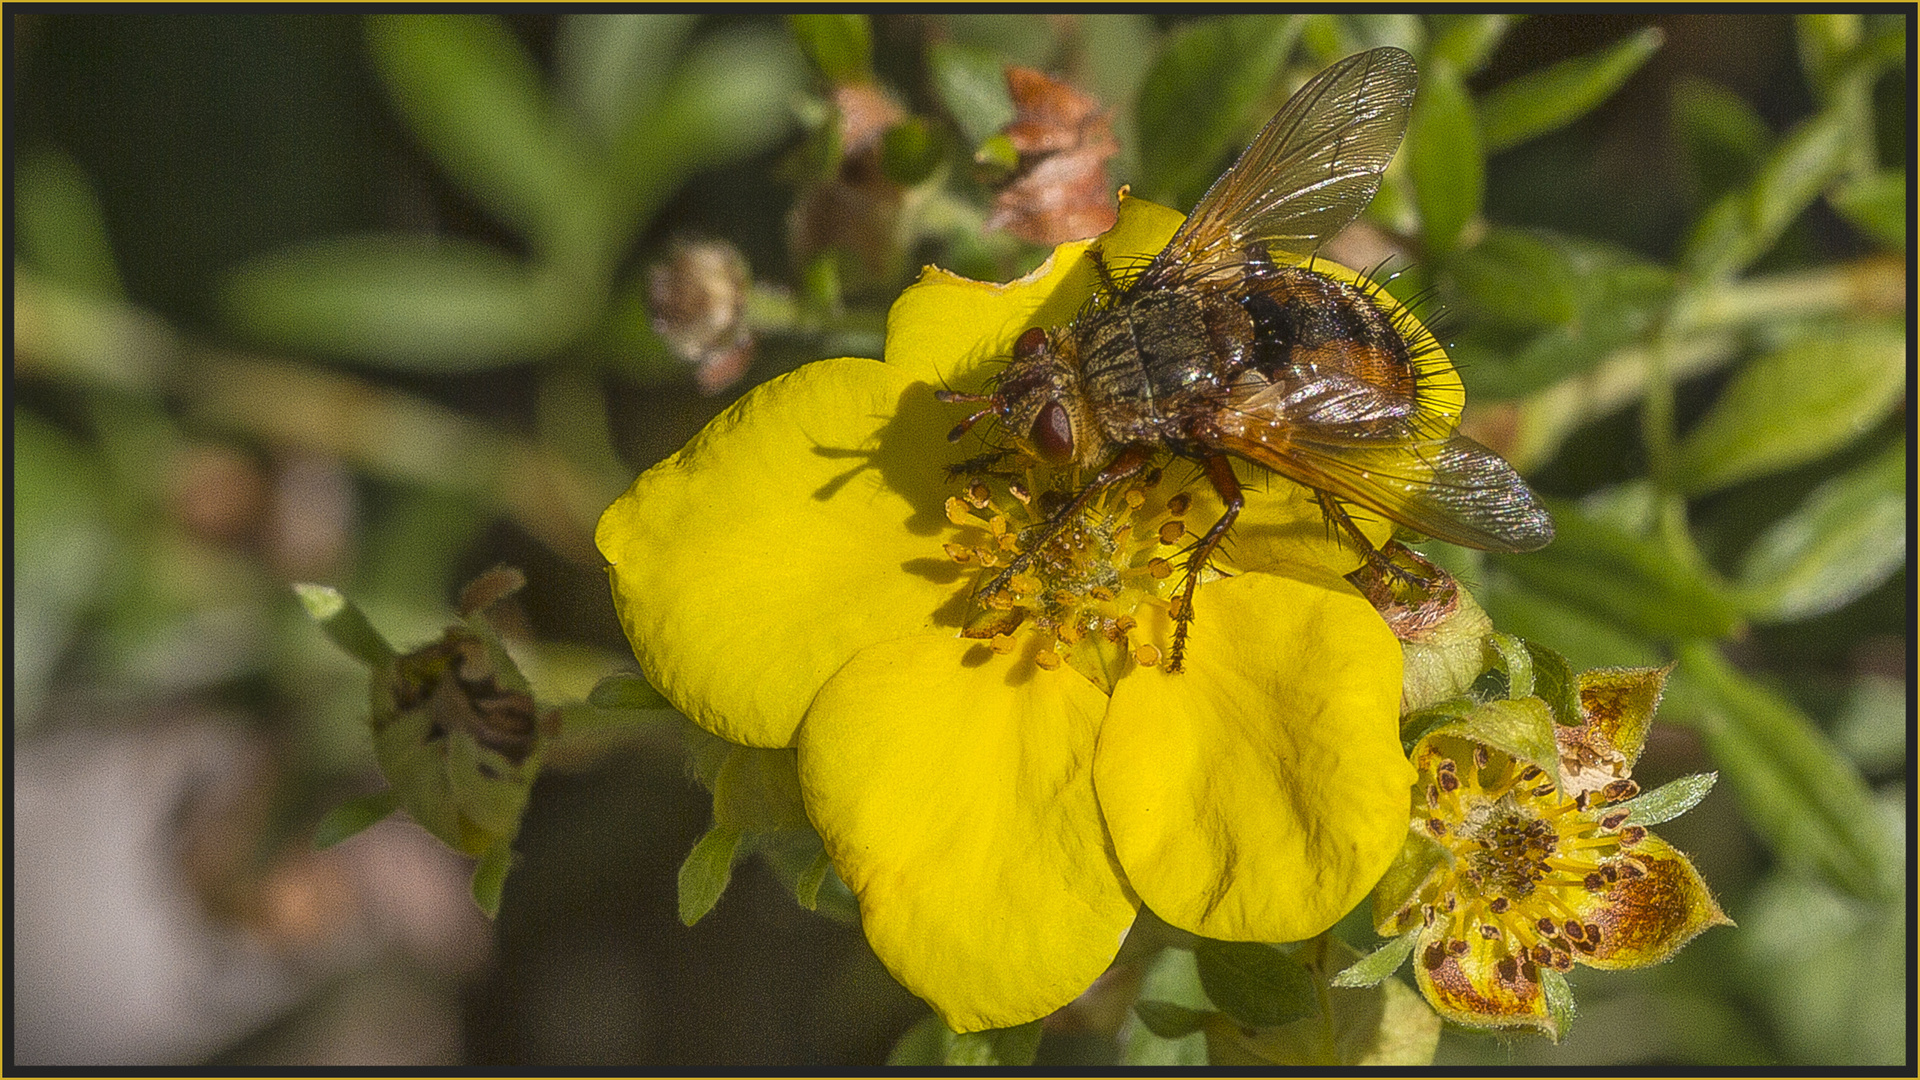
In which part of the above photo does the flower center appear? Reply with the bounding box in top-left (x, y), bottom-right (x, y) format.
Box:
top-left (1406, 737), bottom-right (1650, 985)
top-left (940, 464), bottom-right (1204, 687)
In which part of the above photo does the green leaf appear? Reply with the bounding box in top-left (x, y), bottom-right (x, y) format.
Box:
top-left (1671, 76), bottom-right (1773, 211)
top-left (294, 583), bottom-right (397, 668)
top-left (1478, 578), bottom-right (1664, 673)
top-left (1677, 323), bottom-right (1903, 494)
top-left (1406, 57), bottom-right (1481, 258)
top-left (223, 237), bottom-right (587, 370)
top-left (1523, 640), bottom-right (1581, 726)
top-left (1195, 940), bottom-right (1317, 1028)
top-left (1135, 15), bottom-right (1302, 210)
top-left (1683, 105), bottom-right (1851, 281)
top-left (789, 13), bottom-right (872, 84)
top-left (1134, 1000), bottom-right (1213, 1039)
top-left (1829, 168), bottom-right (1907, 249)
top-left (886, 1014), bottom-right (951, 1066)
top-left (928, 42), bottom-right (1015, 148)
top-left (554, 13), bottom-right (699, 146)
top-left (312, 789), bottom-right (402, 849)
top-left (366, 14), bottom-right (610, 260)
top-left (1736, 442), bottom-right (1905, 621)
top-left (1673, 640), bottom-right (1898, 902)
top-left (945, 1021), bottom-right (1042, 1066)
top-left (14, 148), bottom-right (124, 298)
top-left (881, 116), bottom-right (944, 187)
top-left (1495, 501), bottom-right (1743, 642)
top-left (1618, 771), bottom-right (1718, 827)
top-left (1478, 28), bottom-right (1663, 152)
top-left (1448, 227), bottom-right (1579, 330)
top-left (611, 27), bottom-right (805, 233)
top-left (677, 823), bottom-right (743, 926)
top-left (1330, 929), bottom-right (1419, 988)
top-left (793, 847), bottom-right (831, 911)
top-left (1427, 14), bottom-right (1517, 75)
top-left (587, 671), bottom-right (672, 711)
top-left (1123, 947), bottom-right (1211, 1065)
top-left (471, 840), bottom-right (514, 917)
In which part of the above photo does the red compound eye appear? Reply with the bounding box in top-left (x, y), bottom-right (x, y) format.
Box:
top-left (1031, 401), bottom-right (1074, 463)
top-left (1013, 326), bottom-right (1048, 361)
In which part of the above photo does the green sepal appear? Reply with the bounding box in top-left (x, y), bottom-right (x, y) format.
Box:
top-left (1540, 967), bottom-right (1576, 1043)
top-left (1371, 833), bottom-right (1446, 936)
top-left (1485, 631), bottom-right (1533, 699)
top-left (471, 839), bottom-right (515, 917)
top-left (944, 1021), bottom-right (1043, 1066)
top-left (1426, 697), bottom-right (1562, 794)
top-left (587, 670), bottom-right (672, 711)
top-left (1134, 1000), bottom-right (1213, 1039)
top-left (1330, 928), bottom-right (1420, 988)
top-left (295, 583), bottom-right (397, 668)
top-left (312, 789), bottom-right (402, 849)
top-left (1618, 772), bottom-right (1718, 827)
top-left (677, 823), bottom-right (744, 926)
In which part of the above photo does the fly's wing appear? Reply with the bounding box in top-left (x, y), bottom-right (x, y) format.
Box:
top-left (1138, 46), bottom-right (1417, 287)
top-left (1214, 373), bottom-right (1555, 553)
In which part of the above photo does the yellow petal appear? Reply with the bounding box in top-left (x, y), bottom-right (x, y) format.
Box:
top-left (1096, 570), bottom-right (1412, 941)
top-left (1411, 930), bottom-right (1555, 1036)
top-left (596, 358), bottom-right (967, 748)
top-left (886, 195), bottom-right (1186, 390)
top-left (1569, 833), bottom-right (1733, 969)
top-left (797, 633), bottom-right (1137, 1033)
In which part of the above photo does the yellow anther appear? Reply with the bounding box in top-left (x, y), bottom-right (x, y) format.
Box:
top-left (990, 632), bottom-right (1017, 654)
top-left (1133, 644), bottom-right (1161, 667)
top-left (1035, 649), bottom-right (1063, 671)
top-left (945, 497), bottom-right (976, 526)
top-left (1166, 493), bottom-right (1191, 516)
top-left (1124, 488), bottom-right (1146, 510)
top-left (944, 543), bottom-right (973, 563)
top-left (1158, 520), bottom-right (1187, 545)
top-left (967, 482), bottom-right (992, 508)
top-left (1148, 557), bottom-right (1173, 580)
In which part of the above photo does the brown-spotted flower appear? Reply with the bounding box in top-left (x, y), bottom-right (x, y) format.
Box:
top-left (598, 195), bottom-right (1420, 1032)
top-left (1369, 665), bottom-right (1731, 1039)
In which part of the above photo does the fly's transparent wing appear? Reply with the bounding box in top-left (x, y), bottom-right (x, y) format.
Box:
top-left (1141, 47), bottom-right (1417, 285)
top-left (1214, 372), bottom-right (1554, 553)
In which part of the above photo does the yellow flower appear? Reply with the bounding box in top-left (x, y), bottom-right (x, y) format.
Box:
top-left (598, 195), bottom-right (1417, 1032)
top-left (1375, 666), bottom-right (1731, 1039)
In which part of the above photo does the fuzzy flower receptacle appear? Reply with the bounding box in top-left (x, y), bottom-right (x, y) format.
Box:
top-left (597, 196), bottom-right (1419, 1032)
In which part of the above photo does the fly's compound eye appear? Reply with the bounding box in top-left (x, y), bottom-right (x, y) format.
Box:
top-left (1013, 326), bottom-right (1049, 361)
top-left (1031, 400), bottom-right (1074, 464)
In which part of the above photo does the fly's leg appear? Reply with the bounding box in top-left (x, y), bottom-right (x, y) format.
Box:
top-left (977, 444), bottom-right (1153, 598)
top-left (1167, 454), bottom-right (1244, 673)
top-left (1315, 489), bottom-right (1435, 590)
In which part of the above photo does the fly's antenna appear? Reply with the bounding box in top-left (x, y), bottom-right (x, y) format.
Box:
top-left (934, 390), bottom-right (1000, 443)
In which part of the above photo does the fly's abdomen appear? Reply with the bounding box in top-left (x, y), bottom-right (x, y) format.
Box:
top-left (1244, 268), bottom-right (1417, 404)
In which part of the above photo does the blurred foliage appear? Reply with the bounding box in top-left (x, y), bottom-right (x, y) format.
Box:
top-left (11, 11), bottom-right (1908, 1068)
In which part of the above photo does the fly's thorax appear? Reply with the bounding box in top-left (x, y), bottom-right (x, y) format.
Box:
top-left (1074, 286), bottom-right (1254, 447)
top-left (1244, 266), bottom-right (1422, 404)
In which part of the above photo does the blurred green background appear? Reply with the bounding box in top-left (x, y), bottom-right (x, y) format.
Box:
top-left (10, 11), bottom-right (1907, 1067)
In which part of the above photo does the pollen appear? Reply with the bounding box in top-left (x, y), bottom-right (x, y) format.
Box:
top-left (940, 461), bottom-right (1213, 688)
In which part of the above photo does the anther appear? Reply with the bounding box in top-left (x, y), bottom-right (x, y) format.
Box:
top-left (1158, 520), bottom-right (1186, 545)
top-left (1035, 649), bottom-right (1063, 671)
top-left (1165, 493), bottom-right (1190, 516)
top-left (1133, 644), bottom-right (1161, 667)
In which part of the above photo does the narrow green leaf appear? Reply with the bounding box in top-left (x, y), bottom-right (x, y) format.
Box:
top-left (1737, 442), bottom-right (1905, 621)
top-left (1670, 76), bottom-right (1773, 211)
top-left (613, 27), bottom-right (805, 232)
top-left (1674, 640), bottom-right (1898, 902)
top-left (1123, 947), bottom-right (1212, 1065)
top-left (1829, 169), bottom-right (1906, 249)
top-left (1479, 28), bottom-right (1663, 152)
top-left (366, 14), bottom-right (610, 259)
top-left (789, 13), bottom-right (872, 84)
top-left (1448, 228), bottom-right (1579, 329)
top-left (14, 148), bottom-right (124, 298)
top-left (1196, 940), bottom-right (1317, 1028)
top-left (313, 789), bottom-right (402, 849)
top-left (1618, 771), bottom-right (1718, 827)
top-left (1677, 324), bottom-right (1903, 494)
top-left (1330, 929), bottom-right (1419, 988)
top-left (554, 13), bottom-right (699, 145)
top-left (1134, 1000), bottom-right (1213, 1039)
top-left (945, 1021), bottom-right (1042, 1066)
top-left (1406, 57), bottom-right (1482, 258)
top-left (223, 237), bottom-right (586, 370)
top-left (1427, 14), bottom-right (1517, 75)
top-left (1135, 15), bottom-right (1302, 210)
top-left (1523, 640), bottom-right (1581, 726)
top-left (471, 841), bottom-right (515, 917)
top-left (587, 671), bottom-right (672, 711)
top-left (1495, 501), bottom-right (1743, 642)
top-left (294, 583), bottom-right (397, 667)
top-left (1683, 107), bottom-right (1850, 281)
top-left (677, 823), bottom-right (743, 926)
top-left (928, 42), bottom-right (1015, 147)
